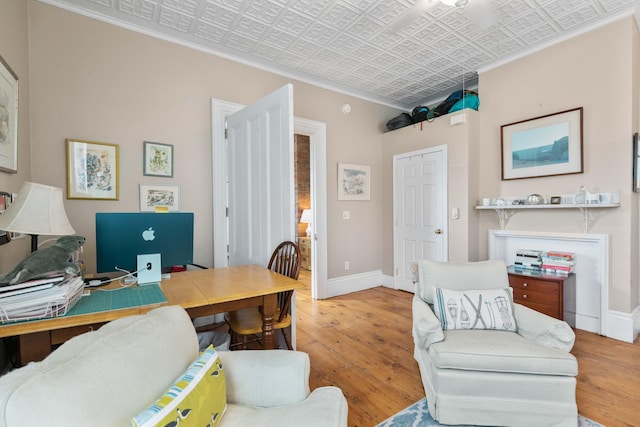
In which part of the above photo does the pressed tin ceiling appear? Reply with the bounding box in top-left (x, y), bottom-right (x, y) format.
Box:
top-left (40, 0), bottom-right (639, 110)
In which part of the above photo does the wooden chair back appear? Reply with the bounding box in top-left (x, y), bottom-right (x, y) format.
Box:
top-left (267, 241), bottom-right (301, 323)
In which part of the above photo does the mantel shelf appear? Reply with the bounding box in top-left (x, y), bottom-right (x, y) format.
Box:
top-left (475, 203), bottom-right (620, 210)
top-left (476, 203), bottom-right (621, 232)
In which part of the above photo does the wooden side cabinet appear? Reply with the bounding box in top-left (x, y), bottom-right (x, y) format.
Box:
top-left (507, 266), bottom-right (575, 322)
top-left (298, 237), bottom-right (311, 270)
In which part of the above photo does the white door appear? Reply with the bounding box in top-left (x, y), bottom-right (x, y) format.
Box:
top-left (226, 84), bottom-right (295, 267)
top-left (393, 146), bottom-right (447, 293)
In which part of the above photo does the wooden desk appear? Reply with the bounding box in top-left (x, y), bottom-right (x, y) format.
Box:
top-left (0, 265), bottom-right (303, 365)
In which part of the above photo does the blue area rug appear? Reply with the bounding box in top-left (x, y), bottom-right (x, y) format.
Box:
top-left (376, 398), bottom-right (605, 427)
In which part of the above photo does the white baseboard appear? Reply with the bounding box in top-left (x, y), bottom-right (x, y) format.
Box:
top-left (381, 273), bottom-right (395, 288)
top-left (327, 270), bottom-right (383, 297)
top-left (606, 305), bottom-right (640, 343)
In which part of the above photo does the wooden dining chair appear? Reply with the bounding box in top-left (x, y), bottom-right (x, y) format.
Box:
top-left (225, 241), bottom-right (301, 350)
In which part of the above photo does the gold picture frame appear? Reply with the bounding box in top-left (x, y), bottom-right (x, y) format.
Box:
top-left (66, 139), bottom-right (119, 200)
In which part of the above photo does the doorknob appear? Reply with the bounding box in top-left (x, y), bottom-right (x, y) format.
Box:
top-left (434, 229), bottom-right (442, 235)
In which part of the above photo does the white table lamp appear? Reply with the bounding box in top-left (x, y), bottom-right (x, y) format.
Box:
top-left (300, 209), bottom-right (312, 237)
top-left (0, 182), bottom-right (75, 252)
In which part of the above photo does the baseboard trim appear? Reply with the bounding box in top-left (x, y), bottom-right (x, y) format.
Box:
top-left (327, 270), bottom-right (383, 298)
top-left (381, 273), bottom-right (395, 288)
top-left (606, 305), bottom-right (640, 343)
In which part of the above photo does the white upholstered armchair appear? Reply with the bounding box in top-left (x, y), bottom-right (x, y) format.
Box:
top-left (413, 260), bottom-right (578, 427)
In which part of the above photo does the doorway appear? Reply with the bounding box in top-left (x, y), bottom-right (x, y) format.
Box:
top-left (211, 99), bottom-right (328, 300)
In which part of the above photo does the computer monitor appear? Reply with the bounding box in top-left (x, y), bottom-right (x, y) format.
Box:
top-left (95, 212), bottom-right (194, 274)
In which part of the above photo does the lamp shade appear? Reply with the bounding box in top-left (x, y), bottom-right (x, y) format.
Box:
top-left (0, 182), bottom-right (75, 236)
top-left (300, 209), bottom-right (312, 224)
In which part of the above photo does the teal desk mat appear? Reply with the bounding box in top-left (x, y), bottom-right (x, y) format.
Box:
top-left (65, 283), bottom-right (167, 317)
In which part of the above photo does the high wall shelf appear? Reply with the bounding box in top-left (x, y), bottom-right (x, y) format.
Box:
top-left (476, 203), bottom-right (621, 233)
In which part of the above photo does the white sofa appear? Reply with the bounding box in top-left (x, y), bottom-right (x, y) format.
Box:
top-left (413, 260), bottom-right (578, 427)
top-left (0, 305), bottom-right (348, 427)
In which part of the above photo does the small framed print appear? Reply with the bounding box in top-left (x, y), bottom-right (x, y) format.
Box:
top-left (66, 139), bottom-right (119, 200)
top-left (140, 184), bottom-right (180, 212)
top-left (337, 163), bottom-right (370, 201)
top-left (143, 141), bottom-right (173, 177)
top-left (550, 196), bottom-right (562, 204)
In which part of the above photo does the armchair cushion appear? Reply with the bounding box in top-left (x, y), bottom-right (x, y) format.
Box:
top-left (218, 350), bottom-right (310, 407)
top-left (515, 303), bottom-right (576, 351)
top-left (429, 329), bottom-right (578, 376)
top-left (418, 259), bottom-right (510, 304)
top-left (433, 287), bottom-right (517, 331)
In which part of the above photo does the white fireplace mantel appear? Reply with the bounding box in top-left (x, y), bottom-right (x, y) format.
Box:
top-left (489, 230), bottom-right (608, 336)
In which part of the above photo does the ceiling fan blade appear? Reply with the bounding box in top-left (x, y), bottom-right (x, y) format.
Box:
top-left (385, 0), bottom-right (438, 34)
top-left (464, 0), bottom-right (498, 32)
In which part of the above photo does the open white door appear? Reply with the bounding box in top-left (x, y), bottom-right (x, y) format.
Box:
top-left (393, 146), bottom-right (448, 293)
top-left (227, 84), bottom-right (295, 266)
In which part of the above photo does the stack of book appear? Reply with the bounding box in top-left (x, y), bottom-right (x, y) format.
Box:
top-left (0, 274), bottom-right (84, 323)
top-left (541, 251), bottom-right (576, 275)
top-left (514, 249), bottom-right (543, 270)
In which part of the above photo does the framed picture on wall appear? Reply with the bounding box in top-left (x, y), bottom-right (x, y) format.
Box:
top-left (0, 54), bottom-right (19, 174)
top-left (143, 141), bottom-right (173, 177)
top-left (66, 139), bottom-right (119, 200)
top-left (139, 184), bottom-right (180, 212)
top-left (337, 163), bottom-right (370, 201)
top-left (501, 107), bottom-right (583, 180)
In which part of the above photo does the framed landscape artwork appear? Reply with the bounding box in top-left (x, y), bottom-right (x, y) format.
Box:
top-left (66, 139), bottom-right (119, 200)
top-left (337, 163), bottom-right (370, 201)
top-left (501, 107), bottom-right (583, 180)
top-left (0, 54), bottom-right (18, 173)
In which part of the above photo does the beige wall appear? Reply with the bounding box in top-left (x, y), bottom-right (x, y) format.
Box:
top-left (476, 18), bottom-right (639, 313)
top-left (0, 0), bottom-right (32, 272)
top-left (27, 1), bottom-right (398, 278)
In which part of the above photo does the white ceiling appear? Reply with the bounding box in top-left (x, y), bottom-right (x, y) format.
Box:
top-left (41, 0), bottom-right (639, 110)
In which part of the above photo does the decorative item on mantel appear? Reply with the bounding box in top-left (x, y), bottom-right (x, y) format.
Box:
top-left (525, 194), bottom-right (544, 205)
top-left (476, 189), bottom-right (621, 232)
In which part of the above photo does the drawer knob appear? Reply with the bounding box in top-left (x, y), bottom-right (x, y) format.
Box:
top-left (523, 294), bottom-right (528, 299)
top-left (523, 283), bottom-right (528, 287)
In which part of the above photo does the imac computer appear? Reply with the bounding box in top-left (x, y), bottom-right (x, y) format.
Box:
top-left (95, 212), bottom-right (194, 277)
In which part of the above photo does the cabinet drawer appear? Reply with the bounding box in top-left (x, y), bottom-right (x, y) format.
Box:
top-left (508, 276), bottom-right (559, 294)
top-left (512, 287), bottom-right (558, 305)
top-left (300, 245), bottom-right (310, 256)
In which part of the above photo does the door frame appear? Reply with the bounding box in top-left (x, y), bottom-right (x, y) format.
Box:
top-left (393, 145), bottom-right (448, 291)
top-left (211, 98), bottom-right (328, 300)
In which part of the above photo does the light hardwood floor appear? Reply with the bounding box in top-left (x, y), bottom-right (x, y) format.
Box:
top-left (294, 269), bottom-right (640, 427)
